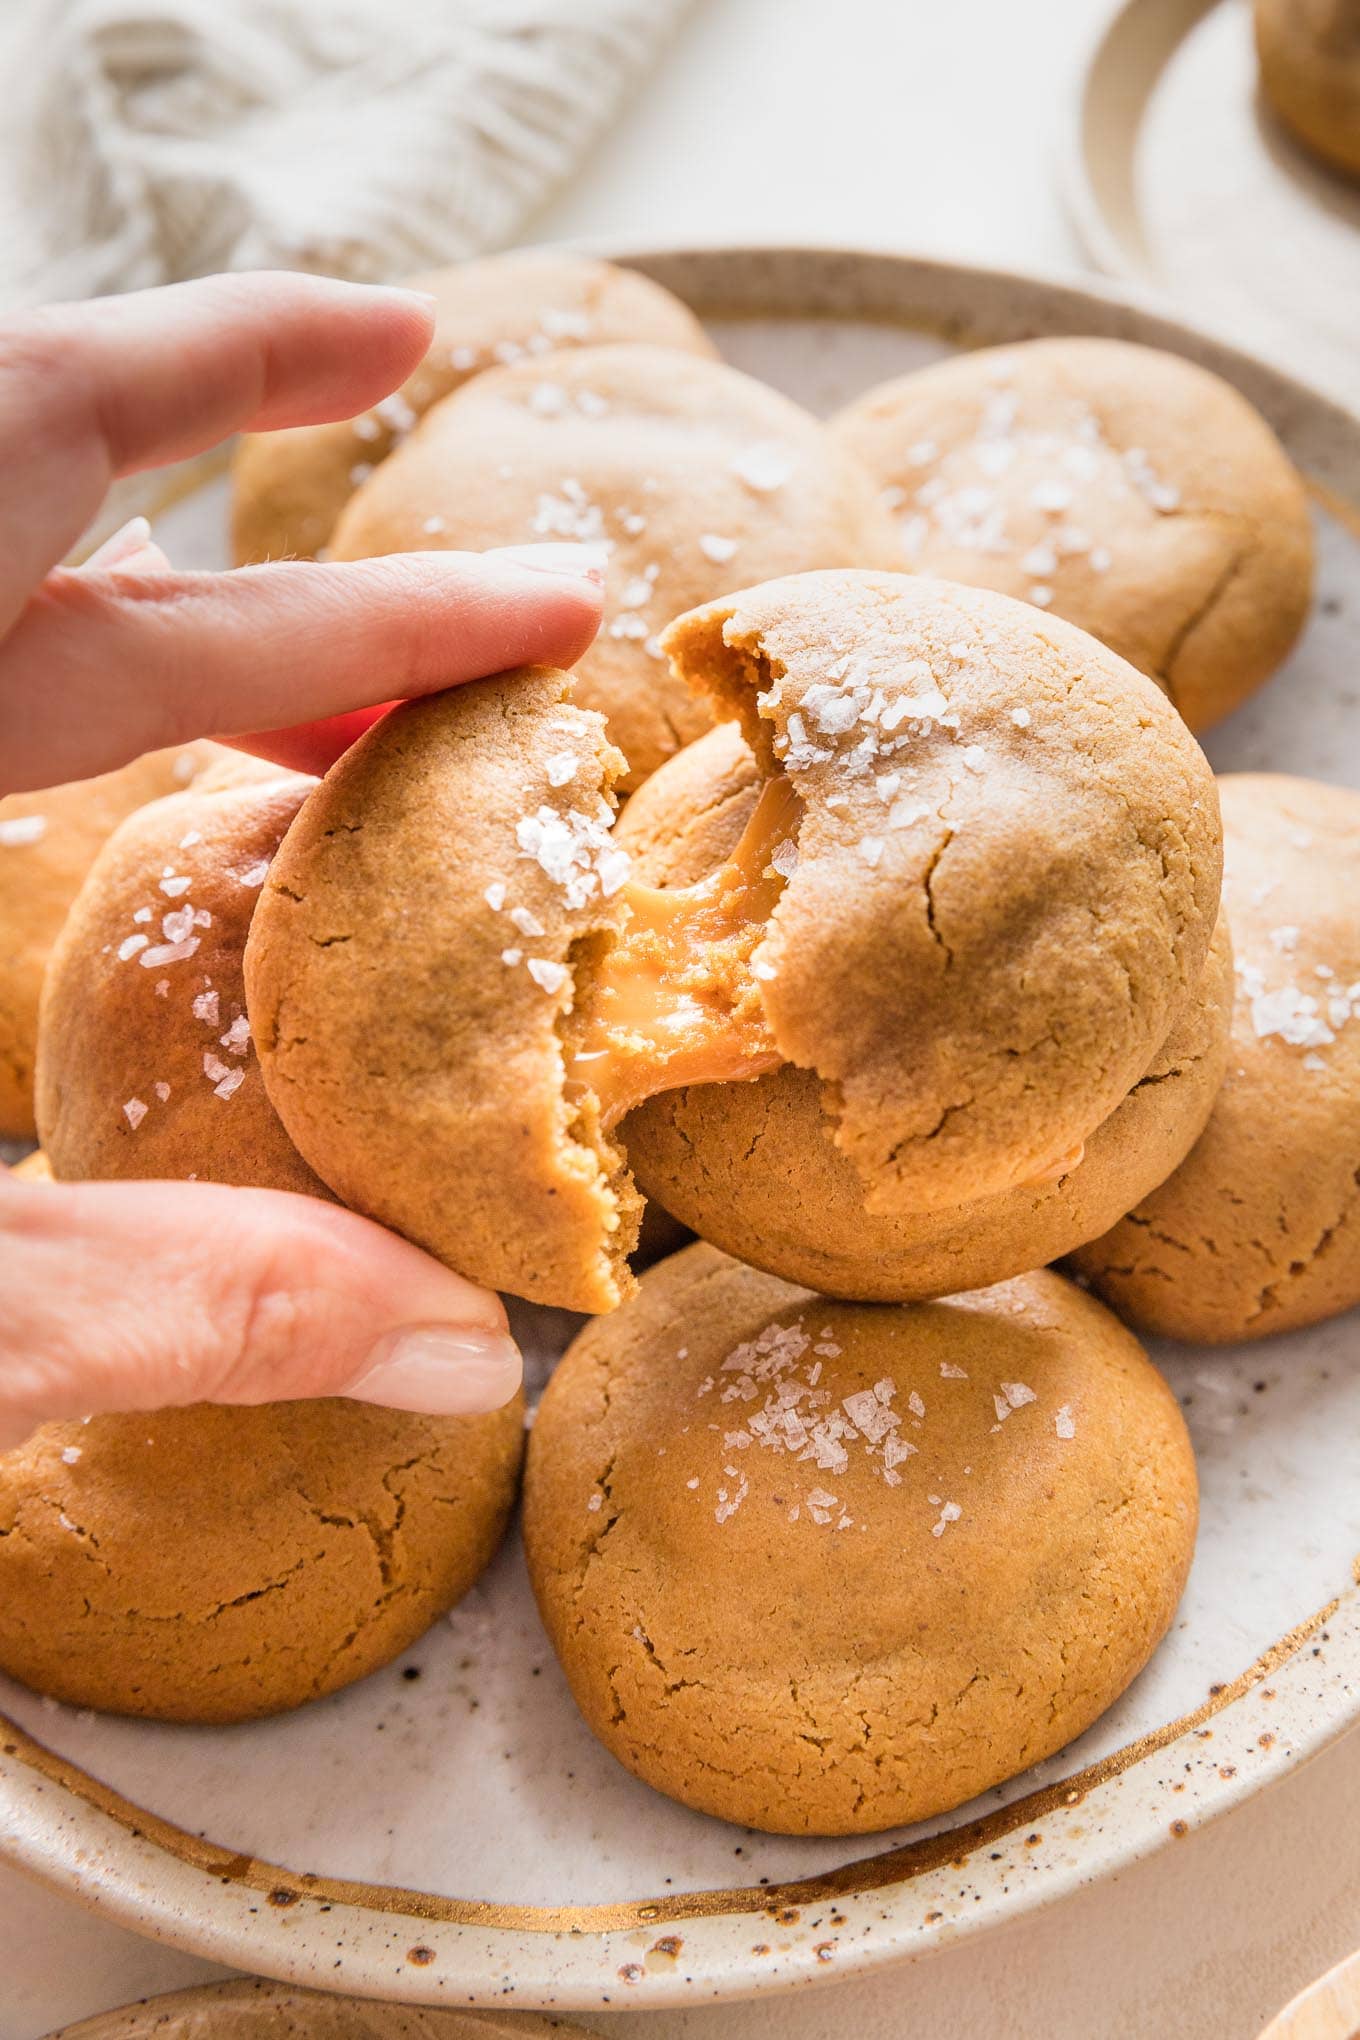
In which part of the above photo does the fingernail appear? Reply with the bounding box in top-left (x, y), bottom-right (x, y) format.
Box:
top-left (372, 285), bottom-right (438, 313)
top-left (489, 541), bottom-right (609, 584)
top-left (85, 516), bottom-right (154, 569)
top-left (346, 1325), bottom-right (522, 1416)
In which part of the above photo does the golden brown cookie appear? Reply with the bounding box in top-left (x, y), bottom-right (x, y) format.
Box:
top-left (0, 1395), bottom-right (523, 1722)
top-left (330, 346), bottom-right (898, 785)
top-left (664, 571), bottom-right (1222, 1217)
top-left (1256, 0), bottom-right (1360, 179)
top-left (832, 338), bottom-right (1314, 733)
top-left (524, 1244), bottom-right (1197, 1836)
top-left (248, 575), bottom-right (1221, 1312)
top-left (619, 722), bottom-right (1233, 1295)
top-left (231, 251), bottom-right (717, 566)
top-left (0, 742), bottom-right (230, 1140)
top-left (37, 767), bottom-right (330, 1198)
top-left (246, 670), bottom-right (639, 1312)
top-left (1072, 773), bottom-right (1360, 1342)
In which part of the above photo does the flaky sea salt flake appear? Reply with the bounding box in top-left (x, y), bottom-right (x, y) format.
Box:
top-left (0, 814), bottom-right (46, 847)
top-left (139, 937), bottom-right (199, 968)
top-left (730, 442), bottom-right (793, 493)
top-left (527, 957), bottom-right (569, 994)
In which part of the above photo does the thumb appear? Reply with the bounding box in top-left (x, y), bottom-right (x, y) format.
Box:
top-left (0, 1171), bottom-right (522, 1450)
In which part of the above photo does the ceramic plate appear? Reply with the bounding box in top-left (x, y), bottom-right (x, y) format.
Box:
top-left (3, 244), bottom-right (1359, 2012)
top-left (1063, 0), bottom-right (1360, 414)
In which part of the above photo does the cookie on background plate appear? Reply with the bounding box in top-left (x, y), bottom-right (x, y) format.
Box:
top-left (1255, 0), bottom-right (1360, 180)
top-left (230, 249), bottom-right (717, 566)
top-left (0, 1395), bottom-right (523, 1723)
top-left (1073, 773), bottom-right (1360, 1342)
top-left (832, 337), bottom-right (1314, 733)
top-left (0, 741), bottom-right (233, 1142)
top-left (524, 1244), bottom-right (1197, 1835)
top-left (330, 347), bottom-right (899, 786)
top-left (36, 764), bottom-right (330, 1197)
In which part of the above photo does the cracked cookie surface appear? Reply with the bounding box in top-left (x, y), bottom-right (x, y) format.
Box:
top-left (1072, 773), bottom-right (1360, 1342)
top-left (330, 346), bottom-right (899, 786)
top-left (523, 1243), bottom-right (1197, 1835)
top-left (664, 570), bottom-right (1223, 1215)
top-left (832, 338), bottom-right (1314, 733)
top-left (230, 249), bottom-right (716, 566)
top-left (0, 1395), bottom-right (523, 1722)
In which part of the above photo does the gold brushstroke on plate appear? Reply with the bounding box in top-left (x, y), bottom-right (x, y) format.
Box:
top-left (0, 1594), bottom-right (1338, 1937)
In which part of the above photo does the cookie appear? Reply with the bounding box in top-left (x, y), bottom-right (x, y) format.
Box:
top-left (247, 573), bottom-right (1220, 1313)
top-left (523, 1244), bottom-right (1197, 1835)
top-left (1256, 0), bottom-right (1360, 179)
top-left (37, 766), bottom-right (330, 1198)
top-left (8, 1148), bottom-right (51, 1182)
top-left (230, 249), bottom-right (716, 565)
top-left (1072, 774), bottom-right (1360, 1341)
top-left (0, 742), bottom-right (228, 1140)
top-left (832, 338), bottom-right (1314, 732)
top-left (661, 571), bottom-right (1222, 1216)
top-left (618, 720), bottom-right (1234, 1296)
top-left (329, 347), bottom-right (898, 785)
top-left (247, 669), bottom-right (639, 1313)
top-left (0, 1394), bottom-right (523, 1721)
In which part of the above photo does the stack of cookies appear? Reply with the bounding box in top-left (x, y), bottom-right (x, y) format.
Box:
top-left (4, 250), bottom-right (1356, 1841)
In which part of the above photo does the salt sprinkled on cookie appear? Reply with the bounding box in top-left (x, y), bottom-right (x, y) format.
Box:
top-left (833, 336), bottom-right (1313, 733)
top-left (524, 1247), bottom-right (1198, 1836)
top-left (36, 764), bottom-right (330, 1199)
top-left (1074, 773), bottom-right (1360, 1343)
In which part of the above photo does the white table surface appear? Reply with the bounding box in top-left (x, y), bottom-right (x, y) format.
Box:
top-left (6, 1), bottom-right (1360, 2034)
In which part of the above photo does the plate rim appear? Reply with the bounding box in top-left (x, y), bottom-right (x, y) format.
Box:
top-left (4, 235), bottom-right (1360, 2009)
top-left (1057, 0), bottom-right (1360, 411)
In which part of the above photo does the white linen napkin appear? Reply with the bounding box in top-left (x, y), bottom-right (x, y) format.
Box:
top-left (0, 0), bottom-right (690, 307)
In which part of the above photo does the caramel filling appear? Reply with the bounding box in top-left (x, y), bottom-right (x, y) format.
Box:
top-left (565, 776), bottom-right (801, 1129)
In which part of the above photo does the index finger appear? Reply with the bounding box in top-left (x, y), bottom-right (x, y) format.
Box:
top-left (0, 271), bottom-right (435, 637)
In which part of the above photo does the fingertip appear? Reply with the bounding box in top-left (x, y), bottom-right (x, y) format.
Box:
top-left (471, 543), bottom-right (607, 668)
top-left (524, 576), bottom-right (606, 672)
top-left (238, 273), bottom-right (437, 433)
top-left (348, 281), bottom-right (438, 360)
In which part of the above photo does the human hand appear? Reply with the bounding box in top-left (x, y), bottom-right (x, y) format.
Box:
top-left (0, 271), bottom-right (607, 1446)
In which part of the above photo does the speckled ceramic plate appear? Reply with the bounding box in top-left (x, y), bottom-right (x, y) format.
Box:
top-left (1063, 0), bottom-right (1360, 413)
top-left (3, 244), bottom-right (1360, 2012)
